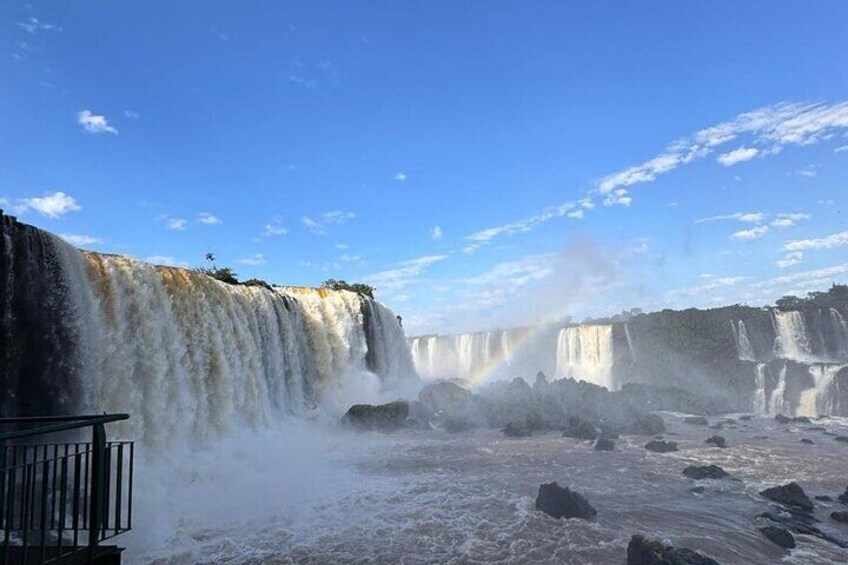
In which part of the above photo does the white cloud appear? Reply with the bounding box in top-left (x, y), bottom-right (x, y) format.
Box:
top-left (430, 226), bottom-right (443, 240)
top-left (197, 212), bottom-right (222, 225)
top-left (302, 210), bottom-right (355, 235)
top-left (731, 226), bottom-right (769, 240)
top-left (17, 191), bottom-right (81, 218)
top-left (123, 110), bottom-right (140, 120)
top-left (334, 243), bottom-right (348, 250)
top-left (240, 253), bottom-right (267, 266)
top-left (394, 172), bottom-right (407, 181)
top-left (264, 220), bottom-right (288, 236)
top-left (77, 110), bottom-right (118, 135)
top-left (363, 255), bottom-right (448, 292)
top-left (145, 255), bottom-right (189, 267)
top-left (463, 202), bottom-right (576, 253)
top-left (771, 212), bottom-right (811, 228)
top-left (165, 217), bottom-right (187, 231)
top-left (776, 251), bottom-right (803, 269)
top-left (338, 254), bottom-right (361, 263)
top-left (796, 166), bottom-right (817, 178)
top-left (603, 189), bottom-right (632, 207)
top-left (59, 234), bottom-right (101, 247)
top-left (717, 146), bottom-right (759, 166)
top-left (696, 212), bottom-right (765, 224)
top-left (578, 197), bottom-right (595, 209)
top-left (567, 209), bottom-right (584, 219)
top-left (17, 18), bottom-right (60, 34)
top-left (462, 253), bottom-right (556, 288)
top-left (835, 145), bottom-right (848, 153)
top-left (784, 230), bottom-right (848, 251)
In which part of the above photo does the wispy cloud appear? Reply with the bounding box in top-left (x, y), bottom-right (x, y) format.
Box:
top-left (77, 110), bottom-right (118, 135)
top-left (463, 202), bottom-right (577, 253)
top-left (301, 210), bottom-right (355, 235)
top-left (363, 255), bottom-right (448, 292)
top-left (784, 230), bottom-right (848, 251)
top-left (717, 146), bottom-right (759, 166)
top-left (17, 18), bottom-right (60, 34)
top-left (240, 253), bottom-right (267, 265)
top-left (394, 172), bottom-right (407, 181)
top-left (123, 110), bottom-right (140, 120)
top-left (59, 234), bottom-right (101, 247)
top-left (430, 226), bottom-right (443, 240)
top-left (796, 166), bottom-right (817, 178)
top-left (15, 191), bottom-right (81, 218)
top-left (771, 212), bottom-right (811, 228)
top-left (835, 145), bottom-right (848, 153)
top-left (158, 216), bottom-right (187, 231)
top-left (776, 251), bottom-right (803, 269)
top-left (264, 218), bottom-right (288, 236)
top-left (731, 225), bottom-right (769, 240)
top-left (197, 212), bottom-right (222, 225)
top-left (696, 212), bottom-right (764, 224)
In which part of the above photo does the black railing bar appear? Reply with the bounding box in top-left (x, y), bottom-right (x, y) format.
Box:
top-left (72, 445), bottom-right (80, 549)
top-left (50, 445), bottom-right (59, 531)
top-left (38, 457), bottom-right (49, 563)
top-left (0, 415), bottom-right (130, 425)
top-left (127, 442), bottom-right (133, 530)
top-left (57, 455), bottom-right (67, 557)
top-left (0, 414), bottom-right (129, 442)
top-left (115, 443), bottom-right (123, 534)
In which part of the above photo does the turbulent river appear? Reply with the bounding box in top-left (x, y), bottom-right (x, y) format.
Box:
top-left (135, 413), bottom-right (848, 564)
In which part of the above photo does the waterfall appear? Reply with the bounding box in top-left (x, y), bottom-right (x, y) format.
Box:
top-left (831, 308), bottom-right (848, 358)
top-left (732, 320), bottom-right (756, 361)
top-left (753, 364), bottom-right (768, 415)
top-left (501, 331), bottom-right (513, 365)
top-left (0, 214), bottom-right (417, 445)
top-left (555, 325), bottom-right (615, 390)
top-left (624, 323), bottom-right (636, 364)
top-left (797, 364), bottom-right (846, 418)
top-left (772, 310), bottom-right (813, 362)
top-left (768, 365), bottom-right (787, 415)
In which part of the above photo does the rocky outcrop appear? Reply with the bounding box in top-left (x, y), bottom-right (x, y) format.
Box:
top-left (535, 482), bottom-right (596, 520)
top-left (342, 400), bottom-right (410, 432)
top-left (704, 435), bottom-right (727, 448)
top-left (831, 511), bottom-right (848, 524)
top-left (594, 437), bottom-right (615, 451)
top-left (683, 465), bottom-right (728, 480)
top-left (759, 526), bottom-right (795, 549)
top-left (562, 416), bottom-right (598, 441)
top-left (626, 534), bottom-right (720, 565)
top-left (759, 482), bottom-right (814, 511)
top-left (684, 416), bottom-right (709, 426)
top-left (502, 422), bottom-right (531, 437)
top-left (645, 440), bottom-right (678, 453)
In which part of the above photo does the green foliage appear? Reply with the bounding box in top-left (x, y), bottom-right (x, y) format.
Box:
top-left (199, 267), bottom-right (239, 285)
top-left (242, 278), bottom-right (273, 290)
top-left (776, 284), bottom-right (848, 310)
top-left (321, 279), bottom-right (375, 298)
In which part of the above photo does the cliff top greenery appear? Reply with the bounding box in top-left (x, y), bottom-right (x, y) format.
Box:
top-left (321, 279), bottom-right (376, 299)
top-left (775, 283), bottom-right (848, 310)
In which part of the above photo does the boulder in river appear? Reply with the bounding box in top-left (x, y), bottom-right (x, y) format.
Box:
top-left (594, 437), bottom-right (615, 451)
top-left (626, 534), bottom-right (721, 565)
top-left (760, 482), bottom-right (814, 512)
top-left (633, 413), bottom-right (666, 435)
top-left (683, 465), bottom-right (729, 480)
top-left (535, 482), bottom-right (596, 520)
top-left (562, 416), bottom-right (598, 441)
top-left (502, 421), bottom-right (531, 438)
top-left (739, 415), bottom-right (753, 421)
top-left (684, 416), bottom-right (709, 426)
top-left (342, 400), bottom-right (409, 432)
top-left (704, 435), bottom-right (727, 448)
top-left (645, 440), bottom-right (678, 453)
top-left (835, 436), bottom-right (848, 443)
top-left (832, 511), bottom-right (848, 524)
top-left (775, 414), bottom-right (811, 424)
top-left (800, 438), bottom-right (814, 444)
top-left (759, 525), bottom-right (795, 549)
top-left (839, 487), bottom-right (848, 505)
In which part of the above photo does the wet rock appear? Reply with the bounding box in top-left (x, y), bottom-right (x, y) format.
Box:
top-left (690, 486), bottom-right (706, 494)
top-left (502, 421), bottom-right (531, 438)
top-left (759, 526), bottom-right (795, 549)
top-left (835, 436), bottom-right (848, 443)
top-left (839, 488), bottom-right (848, 505)
top-left (739, 415), bottom-right (753, 421)
top-left (342, 400), bottom-right (410, 432)
top-left (645, 440), bottom-right (678, 453)
top-left (444, 416), bottom-right (473, 433)
top-left (535, 482), bottom-right (596, 520)
top-left (562, 416), bottom-right (598, 441)
top-left (684, 416), bottom-right (709, 426)
top-left (594, 437), bottom-right (615, 451)
top-left (815, 495), bottom-right (832, 502)
top-left (704, 435), bottom-right (727, 448)
top-left (832, 511), bottom-right (848, 524)
top-left (683, 465), bottom-right (729, 480)
top-left (775, 414), bottom-right (811, 424)
top-left (626, 534), bottom-right (721, 565)
top-left (633, 413), bottom-right (666, 435)
top-left (800, 438), bottom-right (814, 444)
top-left (804, 426), bottom-right (826, 432)
top-left (760, 482), bottom-right (814, 512)
top-left (418, 381), bottom-right (473, 421)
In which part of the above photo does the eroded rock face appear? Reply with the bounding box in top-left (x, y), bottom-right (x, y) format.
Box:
top-left (626, 534), bottom-right (721, 565)
top-left (683, 465), bottom-right (729, 480)
top-left (759, 482), bottom-right (814, 512)
top-left (759, 526), bottom-right (795, 549)
top-left (645, 440), bottom-right (678, 453)
top-left (342, 400), bottom-right (410, 432)
top-left (535, 482), bottom-right (596, 520)
top-left (831, 511), bottom-right (848, 524)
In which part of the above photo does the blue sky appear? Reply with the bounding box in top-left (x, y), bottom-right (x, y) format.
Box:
top-left (2, 1), bottom-right (848, 334)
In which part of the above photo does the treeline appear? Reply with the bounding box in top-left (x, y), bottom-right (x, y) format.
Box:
top-left (775, 283), bottom-right (848, 310)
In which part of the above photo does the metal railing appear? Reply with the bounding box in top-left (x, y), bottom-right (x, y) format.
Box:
top-left (0, 415), bottom-right (133, 564)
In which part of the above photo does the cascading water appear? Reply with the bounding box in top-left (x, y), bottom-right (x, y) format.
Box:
top-left (0, 213), bottom-right (417, 445)
top-left (797, 364), bottom-right (846, 418)
top-left (753, 364), bottom-right (768, 415)
top-left (555, 325), bottom-right (615, 390)
top-left (768, 365), bottom-right (787, 416)
top-left (732, 320), bottom-right (756, 362)
top-left (831, 307), bottom-right (848, 357)
top-left (772, 310), bottom-right (813, 362)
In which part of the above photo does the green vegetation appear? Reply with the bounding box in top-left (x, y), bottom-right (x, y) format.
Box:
top-left (321, 279), bottom-right (376, 299)
top-left (775, 284), bottom-right (848, 310)
top-left (199, 266), bottom-right (239, 285)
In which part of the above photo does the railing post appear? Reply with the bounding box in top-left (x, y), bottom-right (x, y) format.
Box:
top-left (88, 422), bottom-right (106, 563)
top-left (0, 440), bottom-right (5, 565)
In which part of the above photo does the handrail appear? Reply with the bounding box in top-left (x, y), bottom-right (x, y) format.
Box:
top-left (0, 415), bottom-right (130, 442)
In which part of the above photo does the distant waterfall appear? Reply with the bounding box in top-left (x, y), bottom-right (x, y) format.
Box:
top-left (753, 364), bottom-right (768, 415)
top-left (732, 321), bottom-right (756, 361)
top-left (555, 325), bottom-right (615, 390)
top-left (769, 365), bottom-right (787, 416)
top-left (797, 364), bottom-right (846, 418)
top-left (831, 308), bottom-right (848, 357)
top-left (0, 214), bottom-right (417, 445)
top-left (772, 310), bottom-right (813, 362)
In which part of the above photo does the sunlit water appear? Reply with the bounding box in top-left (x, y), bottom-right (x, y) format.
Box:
top-left (133, 413), bottom-right (848, 564)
